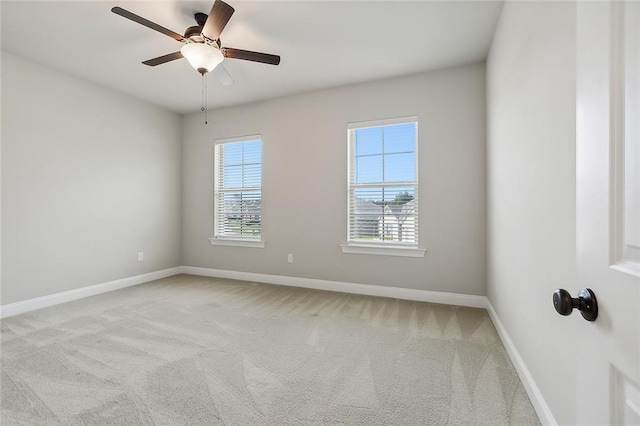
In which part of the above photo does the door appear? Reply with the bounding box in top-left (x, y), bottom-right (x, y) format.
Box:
top-left (576, 1), bottom-right (640, 424)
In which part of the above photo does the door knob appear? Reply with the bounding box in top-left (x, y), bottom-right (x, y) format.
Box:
top-left (552, 288), bottom-right (598, 321)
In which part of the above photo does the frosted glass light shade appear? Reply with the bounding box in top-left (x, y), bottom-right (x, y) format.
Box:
top-left (180, 43), bottom-right (224, 75)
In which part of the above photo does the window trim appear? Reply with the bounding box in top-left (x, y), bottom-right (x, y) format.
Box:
top-left (340, 243), bottom-right (426, 257)
top-left (213, 134), bottom-right (264, 246)
top-left (344, 115), bottom-right (424, 256)
top-left (209, 238), bottom-right (265, 248)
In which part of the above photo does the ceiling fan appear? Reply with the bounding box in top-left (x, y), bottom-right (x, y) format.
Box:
top-left (111, 0), bottom-right (280, 82)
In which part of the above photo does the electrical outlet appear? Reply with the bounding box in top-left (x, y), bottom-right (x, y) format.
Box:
top-left (287, 253), bottom-right (293, 263)
top-left (138, 252), bottom-right (144, 262)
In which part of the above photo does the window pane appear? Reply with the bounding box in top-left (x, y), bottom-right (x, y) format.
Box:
top-left (354, 187), bottom-right (384, 203)
top-left (353, 187), bottom-right (413, 205)
top-left (383, 186), bottom-right (415, 204)
top-left (354, 127), bottom-right (383, 156)
top-left (383, 123), bottom-right (416, 154)
top-left (350, 191), bottom-right (383, 241)
top-left (242, 140), bottom-right (261, 163)
top-left (349, 185), bottom-right (416, 243)
top-left (222, 164), bottom-right (242, 188)
top-left (356, 155), bottom-right (383, 183)
top-left (221, 158), bottom-right (261, 188)
top-left (384, 152), bottom-right (415, 182)
top-left (217, 191), bottom-right (261, 237)
top-left (243, 164), bottom-right (262, 187)
top-left (222, 143), bottom-right (243, 166)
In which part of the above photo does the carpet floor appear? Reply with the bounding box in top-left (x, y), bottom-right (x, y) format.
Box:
top-left (1, 274), bottom-right (540, 425)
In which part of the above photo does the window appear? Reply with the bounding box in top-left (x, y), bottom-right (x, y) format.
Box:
top-left (343, 116), bottom-right (424, 257)
top-left (212, 135), bottom-right (264, 248)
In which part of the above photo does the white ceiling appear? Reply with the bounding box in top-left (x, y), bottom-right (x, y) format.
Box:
top-left (1, 1), bottom-right (504, 114)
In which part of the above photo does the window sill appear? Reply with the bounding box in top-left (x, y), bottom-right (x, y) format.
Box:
top-left (209, 238), bottom-right (265, 249)
top-left (340, 244), bottom-right (426, 258)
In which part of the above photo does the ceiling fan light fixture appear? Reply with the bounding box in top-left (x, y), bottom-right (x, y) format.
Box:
top-left (180, 43), bottom-right (224, 75)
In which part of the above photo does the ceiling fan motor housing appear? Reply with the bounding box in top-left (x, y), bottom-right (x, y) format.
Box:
top-left (185, 13), bottom-right (216, 42)
top-left (185, 26), bottom-right (204, 40)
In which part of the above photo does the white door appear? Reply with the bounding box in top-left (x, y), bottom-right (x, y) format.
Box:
top-left (576, 1), bottom-right (640, 424)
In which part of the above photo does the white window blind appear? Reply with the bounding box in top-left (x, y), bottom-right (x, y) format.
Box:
top-left (214, 136), bottom-right (262, 240)
top-left (347, 117), bottom-right (418, 246)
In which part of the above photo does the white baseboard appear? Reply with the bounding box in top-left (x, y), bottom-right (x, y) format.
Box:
top-left (0, 267), bottom-right (182, 319)
top-left (0, 266), bottom-right (485, 317)
top-left (486, 300), bottom-right (556, 426)
top-left (181, 266), bottom-right (488, 309)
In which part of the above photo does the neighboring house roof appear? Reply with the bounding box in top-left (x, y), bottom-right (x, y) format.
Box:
top-left (398, 200), bottom-right (415, 224)
top-left (379, 200), bottom-right (415, 222)
top-left (383, 204), bottom-right (404, 217)
top-left (354, 198), bottom-right (383, 220)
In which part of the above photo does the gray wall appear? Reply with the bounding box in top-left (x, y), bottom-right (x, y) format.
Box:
top-left (183, 63), bottom-right (487, 295)
top-left (486, 2), bottom-right (578, 424)
top-left (1, 52), bottom-right (183, 305)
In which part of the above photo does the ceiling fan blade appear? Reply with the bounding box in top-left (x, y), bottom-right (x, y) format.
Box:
top-left (142, 52), bottom-right (184, 66)
top-left (201, 0), bottom-right (235, 41)
top-left (222, 48), bottom-right (280, 65)
top-left (111, 7), bottom-right (185, 42)
top-left (213, 63), bottom-right (234, 86)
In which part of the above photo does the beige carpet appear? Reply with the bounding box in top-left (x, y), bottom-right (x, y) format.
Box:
top-left (1, 274), bottom-right (540, 425)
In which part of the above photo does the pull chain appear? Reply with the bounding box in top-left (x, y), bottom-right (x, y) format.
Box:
top-left (205, 74), bottom-right (208, 125)
top-left (201, 73), bottom-right (208, 125)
